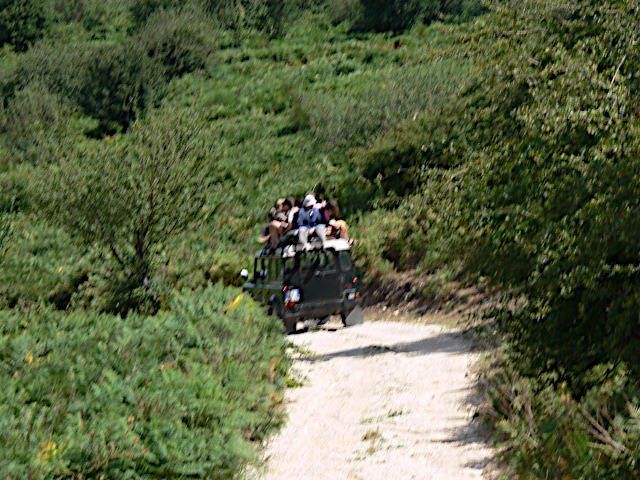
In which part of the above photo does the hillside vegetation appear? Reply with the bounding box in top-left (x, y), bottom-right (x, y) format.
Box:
top-left (2, 0), bottom-right (640, 477)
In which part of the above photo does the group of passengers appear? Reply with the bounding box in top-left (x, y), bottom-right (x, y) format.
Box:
top-left (259, 193), bottom-right (351, 252)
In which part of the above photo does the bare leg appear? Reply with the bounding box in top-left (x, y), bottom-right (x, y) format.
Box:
top-left (269, 221), bottom-right (283, 247)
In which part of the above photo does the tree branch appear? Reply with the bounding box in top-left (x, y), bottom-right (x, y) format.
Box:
top-left (610, 26), bottom-right (636, 88)
top-left (109, 243), bottom-right (127, 272)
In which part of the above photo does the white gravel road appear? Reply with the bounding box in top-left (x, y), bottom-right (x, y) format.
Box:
top-left (258, 320), bottom-right (494, 480)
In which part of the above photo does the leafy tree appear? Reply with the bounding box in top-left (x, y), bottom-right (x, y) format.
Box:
top-left (448, 0), bottom-right (640, 383)
top-left (0, 0), bottom-right (50, 52)
top-left (35, 105), bottom-right (215, 313)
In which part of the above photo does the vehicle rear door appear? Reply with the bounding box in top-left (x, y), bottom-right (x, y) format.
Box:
top-left (300, 252), bottom-right (341, 303)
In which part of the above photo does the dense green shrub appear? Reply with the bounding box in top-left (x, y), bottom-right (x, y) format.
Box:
top-left (135, 8), bottom-right (214, 79)
top-left (353, 0), bottom-right (428, 33)
top-left (0, 284), bottom-right (290, 478)
top-left (325, 0), bottom-right (483, 32)
top-left (129, 0), bottom-right (183, 29)
top-left (14, 41), bottom-right (164, 133)
top-left (0, 0), bottom-right (51, 51)
top-left (51, 0), bottom-right (86, 23)
top-left (0, 213), bottom-right (87, 309)
top-left (204, 0), bottom-right (286, 37)
top-left (0, 82), bottom-right (71, 163)
top-left (70, 41), bottom-right (164, 132)
top-left (305, 61), bottom-right (468, 155)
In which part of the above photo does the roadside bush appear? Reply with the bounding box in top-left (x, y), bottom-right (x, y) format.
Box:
top-left (450, 0), bottom-right (640, 383)
top-left (482, 357), bottom-right (640, 479)
top-left (0, 284), bottom-right (290, 478)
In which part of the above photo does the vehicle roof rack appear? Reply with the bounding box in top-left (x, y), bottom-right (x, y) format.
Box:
top-left (256, 238), bottom-right (351, 258)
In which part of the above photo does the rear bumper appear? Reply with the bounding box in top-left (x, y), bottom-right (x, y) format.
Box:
top-left (283, 298), bottom-right (360, 321)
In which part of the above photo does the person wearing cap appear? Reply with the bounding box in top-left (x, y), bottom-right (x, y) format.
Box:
top-left (297, 194), bottom-right (326, 251)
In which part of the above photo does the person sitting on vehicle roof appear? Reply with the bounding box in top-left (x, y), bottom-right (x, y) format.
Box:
top-left (278, 197), bottom-right (302, 248)
top-left (297, 194), bottom-right (326, 251)
top-left (265, 197), bottom-right (297, 249)
top-left (325, 199), bottom-right (350, 241)
top-left (258, 199), bottom-right (286, 248)
top-left (269, 198), bottom-right (286, 222)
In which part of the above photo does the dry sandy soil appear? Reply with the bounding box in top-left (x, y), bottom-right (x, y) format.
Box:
top-left (256, 316), bottom-right (495, 480)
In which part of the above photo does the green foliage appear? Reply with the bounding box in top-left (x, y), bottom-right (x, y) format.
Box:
top-left (129, 0), bottom-right (183, 29)
top-left (204, 0), bottom-right (286, 38)
top-left (483, 355), bottom-right (640, 479)
top-left (0, 284), bottom-right (290, 478)
top-left (135, 8), bottom-right (214, 80)
top-left (0, 82), bottom-right (73, 163)
top-left (306, 60), bottom-right (469, 157)
top-left (34, 106), bottom-right (214, 313)
top-left (0, 213), bottom-right (87, 309)
top-left (447, 0), bottom-right (640, 383)
top-left (325, 0), bottom-right (483, 33)
top-left (12, 41), bottom-right (165, 134)
top-left (352, 0), bottom-right (429, 33)
top-left (0, 0), bottom-right (51, 52)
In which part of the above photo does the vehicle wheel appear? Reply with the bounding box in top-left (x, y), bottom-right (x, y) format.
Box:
top-left (269, 300), bottom-right (296, 334)
top-left (282, 317), bottom-right (297, 334)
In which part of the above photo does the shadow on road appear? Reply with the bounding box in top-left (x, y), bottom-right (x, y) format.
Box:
top-left (298, 330), bottom-right (473, 362)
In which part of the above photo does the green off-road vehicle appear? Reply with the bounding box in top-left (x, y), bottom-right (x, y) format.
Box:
top-left (242, 238), bottom-right (363, 333)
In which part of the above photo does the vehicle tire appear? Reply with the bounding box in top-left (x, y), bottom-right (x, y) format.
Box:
top-left (269, 300), bottom-right (296, 334)
top-left (282, 317), bottom-right (297, 334)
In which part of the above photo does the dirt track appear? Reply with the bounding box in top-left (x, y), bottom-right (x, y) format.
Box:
top-left (257, 318), bottom-right (494, 480)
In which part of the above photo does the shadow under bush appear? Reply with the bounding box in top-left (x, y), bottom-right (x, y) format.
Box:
top-left (0, 283), bottom-right (290, 479)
